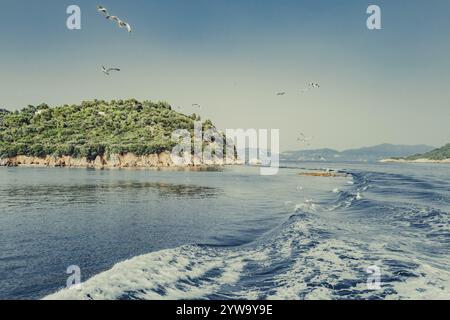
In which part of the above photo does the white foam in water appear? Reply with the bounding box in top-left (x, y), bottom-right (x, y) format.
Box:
top-left (387, 263), bottom-right (450, 300)
top-left (45, 218), bottom-right (450, 300)
top-left (267, 226), bottom-right (450, 300)
top-left (260, 214), bottom-right (373, 300)
top-left (43, 169), bottom-right (450, 301)
top-left (295, 199), bottom-right (318, 213)
top-left (45, 246), bottom-right (267, 300)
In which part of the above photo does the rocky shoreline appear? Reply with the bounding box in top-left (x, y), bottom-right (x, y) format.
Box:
top-left (0, 152), bottom-right (241, 169)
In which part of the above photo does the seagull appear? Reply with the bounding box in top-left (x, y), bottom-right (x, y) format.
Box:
top-left (97, 5), bottom-right (132, 33)
top-left (97, 5), bottom-right (108, 16)
top-left (106, 15), bottom-right (120, 23)
top-left (297, 133), bottom-right (313, 145)
top-left (301, 82), bottom-right (320, 93)
top-left (277, 92), bottom-right (286, 96)
top-left (192, 104), bottom-right (201, 108)
top-left (102, 65), bottom-right (121, 75)
top-left (118, 20), bottom-right (132, 33)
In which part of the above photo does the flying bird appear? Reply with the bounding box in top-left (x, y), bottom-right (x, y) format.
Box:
top-left (102, 65), bottom-right (121, 75)
top-left (277, 92), bottom-right (286, 96)
top-left (192, 104), bottom-right (201, 108)
top-left (106, 15), bottom-right (120, 23)
top-left (97, 5), bottom-right (108, 16)
top-left (97, 5), bottom-right (132, 33)
top-left (301, 82), bottom-right (321, 93)
top-left (118, 20), bottom-right (132, 33)
top-left (297, 133), bottom-right (313, 145)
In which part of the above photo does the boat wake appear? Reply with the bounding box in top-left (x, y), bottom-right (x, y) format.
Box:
top-left (45, 169), bottom-right (450, 300)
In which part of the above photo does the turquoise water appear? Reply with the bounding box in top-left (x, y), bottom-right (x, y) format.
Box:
top-left (0, 163), bottom-right (449, 300)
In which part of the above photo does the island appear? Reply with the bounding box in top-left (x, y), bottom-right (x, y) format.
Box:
top-left (0, 99), bottom-right (238, 169)
top-left (381, 143), bottom-right (450, 163)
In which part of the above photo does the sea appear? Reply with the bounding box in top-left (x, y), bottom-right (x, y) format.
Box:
top-left (0, 162), bottom-right (449, 300)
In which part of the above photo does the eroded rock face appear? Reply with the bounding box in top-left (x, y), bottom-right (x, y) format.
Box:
top-left (0, 152), bottom-right (240, 169)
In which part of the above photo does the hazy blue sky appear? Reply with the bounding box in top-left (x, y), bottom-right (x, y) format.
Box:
top-left (0, 0), bottom-right (449, 151)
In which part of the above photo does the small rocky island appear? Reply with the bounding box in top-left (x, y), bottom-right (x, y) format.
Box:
top-left (0, 100), bottom-right (238, 169)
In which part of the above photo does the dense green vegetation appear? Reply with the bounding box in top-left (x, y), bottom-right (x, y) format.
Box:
top-left (406, 143), bottom-right (450, 160)
top-left (0, 99), bottom-right (214, 160)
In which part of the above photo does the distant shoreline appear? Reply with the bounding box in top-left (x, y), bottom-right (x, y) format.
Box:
top-left (380, 158), bottom-right (450, 164)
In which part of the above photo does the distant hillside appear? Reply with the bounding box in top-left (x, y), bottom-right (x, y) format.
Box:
top-left (406, 143), bottom-right (450, 161)
top-left (0, 99), bottom-right (213, 161)
top-left (282, 144), bottom-right (435, 162)
top-left (282, 148), bottom-right (340, 162)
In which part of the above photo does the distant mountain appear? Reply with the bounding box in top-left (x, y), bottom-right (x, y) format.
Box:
top-left (282, 148), bottom-right (341, 162)
top-left (282, 144), bottom-right (436, 162)
top-left (341, 144), bottom-right (436, 162)
top-left (405, 143), bottom-right (450, 161)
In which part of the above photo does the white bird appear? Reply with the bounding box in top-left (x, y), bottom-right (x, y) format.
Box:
top-left (97, 5), bottom-right (132, 33)
top-left (301, 82), bottom-right (320, 93)
top-left (118, 20), bottom-right (132, 33)
top-left (102, 65), bottom-right (121, 75)
top-left (192, 104), bottom-right (201, 108)
top-left (106, 15), bottom-right (120, 23)
top-left (297, 133), bottom-right (313, 145)
top-left (97, 5), bottom-right (108, 16)
top-left (277, 92), bottom-right (286, 96)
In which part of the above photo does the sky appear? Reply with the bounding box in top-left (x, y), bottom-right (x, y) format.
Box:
top-left (0, 0), bottom-right (449, 151)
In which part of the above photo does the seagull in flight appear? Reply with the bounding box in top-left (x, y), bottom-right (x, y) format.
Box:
top-left (297, 133), bottom-right (314, 145)
top-left (118, 20), bottom-right (132, 33)
top-left (102, 65), bottom-right (121, 75)
top-left (106, 15), bottom-right (120, 23)
top-left (192, 104), bottom-right (201, 108)
top-left (277, 92), bottom-right (286, 96)
top-left (301, 82), bottom-right (321, 93)
top-left (97, 5), bottom-right (108, 16)
top-left (97, 5), bottom-right (132, 33)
